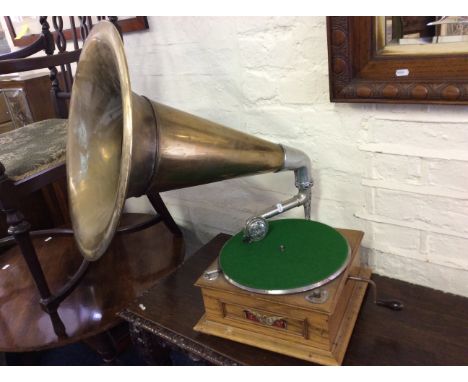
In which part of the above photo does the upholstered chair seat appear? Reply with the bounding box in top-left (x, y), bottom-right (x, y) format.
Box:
top-left (0, 119), bottom-right (67, 181)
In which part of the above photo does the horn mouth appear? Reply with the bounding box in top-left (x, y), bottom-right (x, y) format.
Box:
top-left (67, 21), bottom-right (133, 261)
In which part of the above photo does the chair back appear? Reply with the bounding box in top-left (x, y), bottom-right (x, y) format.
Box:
top-left (0, 17), bottom-right (122, 118)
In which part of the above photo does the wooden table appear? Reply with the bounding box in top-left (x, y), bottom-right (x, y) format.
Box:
top-left (0, 213), bottom-right (184, 356)
top-left (119, 233), bottom-right (468, 366)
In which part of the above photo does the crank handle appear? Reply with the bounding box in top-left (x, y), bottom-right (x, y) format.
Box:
top-left (348, 275), bottom-right (404, 311)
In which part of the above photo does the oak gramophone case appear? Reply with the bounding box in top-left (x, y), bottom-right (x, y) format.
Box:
top-left (193, 220), bottom-right (370, 365)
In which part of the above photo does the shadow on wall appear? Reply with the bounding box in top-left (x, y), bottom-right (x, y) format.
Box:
top-left (124, 167), bottom-right (321, 259)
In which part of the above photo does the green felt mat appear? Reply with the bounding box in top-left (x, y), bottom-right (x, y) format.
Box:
top-left (219, 219), bottom-right (350, 293)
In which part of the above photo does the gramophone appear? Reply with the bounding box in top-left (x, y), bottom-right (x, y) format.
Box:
top-left (67, 21), bottom-right (402, 365)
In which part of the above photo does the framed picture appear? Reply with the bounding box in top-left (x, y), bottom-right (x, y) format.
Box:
top-left (327, 16), bottom-right (468, 105)
top-left (4, 16), bottom-right (149, 47)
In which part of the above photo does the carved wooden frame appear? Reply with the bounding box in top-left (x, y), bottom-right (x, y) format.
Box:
top-left (327, 16), bottom-right (468, 105)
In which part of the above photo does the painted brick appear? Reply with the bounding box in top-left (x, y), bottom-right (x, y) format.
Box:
top-left (367, 153), bottom-right (422, 184)
top-left (133, 74), bottom-right (243, 113)
top-left (426, 159), bottom-right (468, 192)
top-left (144, 17), bottom-right (238, 46)
top-left (370, 222), bottom-right (423, 260)
top-left (374, 189), bottom-right (468, 234)
top-left (313, 199), bottom-right (365, 233)
top-left (427, 233), bottom-right (468, 270)
top-left (370, 249), bottom-right (468, 297)
top-left (374, 189), bottom-right (421, 222)
top-left (125, 196), bottom-right (155, 215)
top-left (118, 16), bottom-right (468, 297)
top-left (235, 16), bottom-right (298, 35)
top-left (243, 106), bottom-right (305, 139)
top-left (419, 197), bottom-right (468, 234)
top-left (162, 180), bottom-right (286, 216)
top-left (363, 187), bottom-right (375, 215)
top-left (129, 45), bottom-right (241, 78)
top-left (369, 118), bottom-right (468, 151)
top-left (313, 170), bottom-right (364, 205)
top-left (303, 109), bottom-right (365, 142)
top-left (241, 71), bottom-right (278, 104)
top-left (237, 33), bottom-right (302, 70)
top-left (278, 70), bottom-right (328, 104)
top-left (235, 170), bottom-right (298, 196)
top-left (310, 140), bottom-right (366, 175)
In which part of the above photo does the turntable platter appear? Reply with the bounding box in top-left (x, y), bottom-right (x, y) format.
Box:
top-left (219, 219), bottom-right (350, 294)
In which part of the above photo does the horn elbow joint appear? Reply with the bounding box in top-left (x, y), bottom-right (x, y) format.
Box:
top-left (280, 145), bottom-right (313, 191)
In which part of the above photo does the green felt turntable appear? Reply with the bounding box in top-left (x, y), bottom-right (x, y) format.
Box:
top-left (219, 219), bottom-right (350, 294)
top-left (194, 219), bottom-right (372, 365)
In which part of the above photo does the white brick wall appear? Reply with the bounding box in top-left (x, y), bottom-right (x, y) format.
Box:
top-left (123, 16), bottom-right (468, 297)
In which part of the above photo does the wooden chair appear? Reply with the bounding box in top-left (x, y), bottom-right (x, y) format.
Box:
top-left (0, 16), bottom-right (184, 363)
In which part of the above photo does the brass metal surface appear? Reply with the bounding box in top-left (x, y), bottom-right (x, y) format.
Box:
top-left (67, 21), bottom-right (134, 261)
top-left (149, 101), bottom-right (284, 192)
top-left (67, 21), bottom-right (285, 261)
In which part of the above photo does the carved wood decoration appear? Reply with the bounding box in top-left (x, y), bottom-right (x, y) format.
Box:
top-left (5, 16), bottom-right (148, 48)
top-left (0, 17), bottom-right (125, 118)
top-left (327, 17), bottom-right (468, 105)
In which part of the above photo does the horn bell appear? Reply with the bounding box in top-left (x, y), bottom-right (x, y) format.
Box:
top-left (67, 21), bottom-right (285, 261)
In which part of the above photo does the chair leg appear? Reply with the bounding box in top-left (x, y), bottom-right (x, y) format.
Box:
top-left (48, 309), bottom-right (68, 339)
top-left (0, 164), bottom-right (53, 309)
top-left (0, 164), bottom-right (91, 312)
top-left (146, 189), bottom-right (182, 237)
top-left (7, 209), bottom-right (53, 305)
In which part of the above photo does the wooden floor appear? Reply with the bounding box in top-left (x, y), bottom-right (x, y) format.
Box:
top-left (121, 233), bottom-right (468, 366)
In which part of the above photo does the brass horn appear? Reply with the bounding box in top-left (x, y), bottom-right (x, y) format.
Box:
top-left (67, 21), bottom-right (313, 261)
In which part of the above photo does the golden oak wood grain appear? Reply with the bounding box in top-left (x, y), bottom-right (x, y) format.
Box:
top-left (194, 229), bottom-right (369, 365)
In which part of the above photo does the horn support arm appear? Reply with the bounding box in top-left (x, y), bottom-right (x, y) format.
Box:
top-left (243, 145), bottom-right (313, 243)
